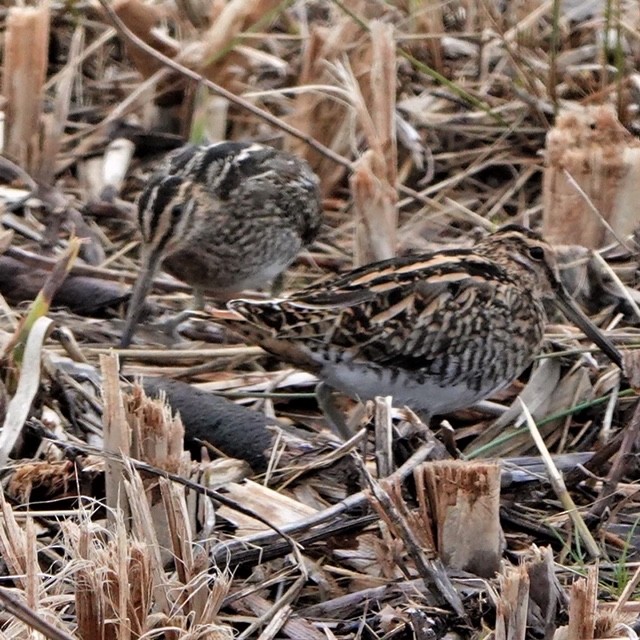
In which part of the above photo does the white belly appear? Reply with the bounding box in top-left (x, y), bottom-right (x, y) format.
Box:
top-left (320, 359), bottom-right (508, 417)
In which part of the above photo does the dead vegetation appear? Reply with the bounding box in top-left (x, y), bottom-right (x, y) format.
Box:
top-left (0, 0), bottom-right (639, 638)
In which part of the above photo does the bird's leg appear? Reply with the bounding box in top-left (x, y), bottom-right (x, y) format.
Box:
top-left (271, 272), bottom-right (286, 297)
top-left (192, 287), bottom-right (205, 310)
top-left (141, 287), bottom-right (208, 342)
top-left (315, 382), bottom-right (353, 440)
top-left (156, 309), bottom-right (204, 340)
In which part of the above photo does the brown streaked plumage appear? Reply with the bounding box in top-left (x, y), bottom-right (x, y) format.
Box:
top-left (120, 141), bottom-right (322, 347)
top-left (225, 225), bottom-right (622, 433)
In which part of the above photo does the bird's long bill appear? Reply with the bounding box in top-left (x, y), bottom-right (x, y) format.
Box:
top-left (554, 289), bottom-right (622, 369)
top-left (120, 249), bottom-right (163, 348)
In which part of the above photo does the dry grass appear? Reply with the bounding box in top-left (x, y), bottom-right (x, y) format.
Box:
top-left (0, 0), bottom-right (639, 638)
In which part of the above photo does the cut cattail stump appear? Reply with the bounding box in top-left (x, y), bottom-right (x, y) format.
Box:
top-left (2, 3), bottom-right (50, 172)
top-left (285, 16), bottom-right (363, 196)
top-left (495, 563), bottom-right (530, 640)
top-left (365, 473), bottom-right (466, 617)
top-left (416, 460), bottom-right (504, 578)
top-left (492, 546), bottom-right (567, 639)
top-left (523, 546), bottom-right (564, 637)
top-left (549, 563), bottom-right (635, 640)
top-left (555, 567), bottom-right (599, 640)
top-left (123, 381), bottom-right (192, 556)
top-left (125, 383), bottom-right (187, 478)
top-left (350, 21), bottom-right (398, 265)
top-left (543, 105), bottom-right (640, 248)
top-left (100, 353), bottom-right (132, 525)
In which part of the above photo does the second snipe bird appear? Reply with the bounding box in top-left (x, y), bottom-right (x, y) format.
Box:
top-left (121, 141), bottom-right (322, 347)
top-left (226, 225), bottom-right (622, 433)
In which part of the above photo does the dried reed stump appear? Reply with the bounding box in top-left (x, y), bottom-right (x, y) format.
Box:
top-left (496, 545), bottom-right (564, 639)
top-left (543, 105), bottom-right (640, 248)
top-left (2, 3), bottom-right (50, 172)
top-left (416, 460), bottom-right (503, 578)
top-left (495, 564), bottom-right (530, 640)
top-left (556, 567), bottom-right (599, 640)
top-left (524, 545), bottom-right (563, 637)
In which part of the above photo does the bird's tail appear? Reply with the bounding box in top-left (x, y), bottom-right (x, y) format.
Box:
top-left (207, 306), bottom-right (322, 373)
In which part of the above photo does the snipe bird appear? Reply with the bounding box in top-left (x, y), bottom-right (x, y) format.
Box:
top-left (225, 225), bottom-right (622, 435)
top-left (120, 141), bottom-right (322, 347)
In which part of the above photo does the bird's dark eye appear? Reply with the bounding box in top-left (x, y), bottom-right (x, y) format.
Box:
top-left (170, 203), bottom-right (184, 219)
top-left (528, 246), bottom-right (545, 261)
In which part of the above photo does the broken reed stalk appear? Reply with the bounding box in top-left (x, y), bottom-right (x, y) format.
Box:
top-left (2, 2), bottom-right (50, 174)
top-left (374, 396), bottom-right (394, 477)
top-left (495, 564), bottom-right (530, 640)
top-left (39, 25), bottom-right (83, 185)
top-left (365, 472), bottom-right (466, 617)
top-left (285, 4), bottom-right (368, 194)
top-left (123, 465), bottom-right (173, 615)
top-left (524, 545), bottom-right (562, 637)
top-left (72, 511), bottom-right (154, 640)
top-left (351, 20), bottom-right (398, 265)
top-left (123, 463), bottom-right (233, 634)
top-left (63, 480), bottom-right (231, 638)
top-left (100, 353), bottom-right (132, 526)
top-left (125, 383), bottom-right (186, 476)
top-left (0, 495), bottom-right (63, 638)
top-left (542, 105), bottom-right (640, 248)
top-left (105, 385), bottom-right (232, 630)
top-left (566, 566), bottom-right (598, 640)
top-left (124, 382), bottom-right (191, 557)
top-left (416, 459), bottom-right (503, 578)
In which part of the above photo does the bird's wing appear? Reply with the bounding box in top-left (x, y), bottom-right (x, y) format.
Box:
top-left (229, 251), bottom-right (518, 369)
